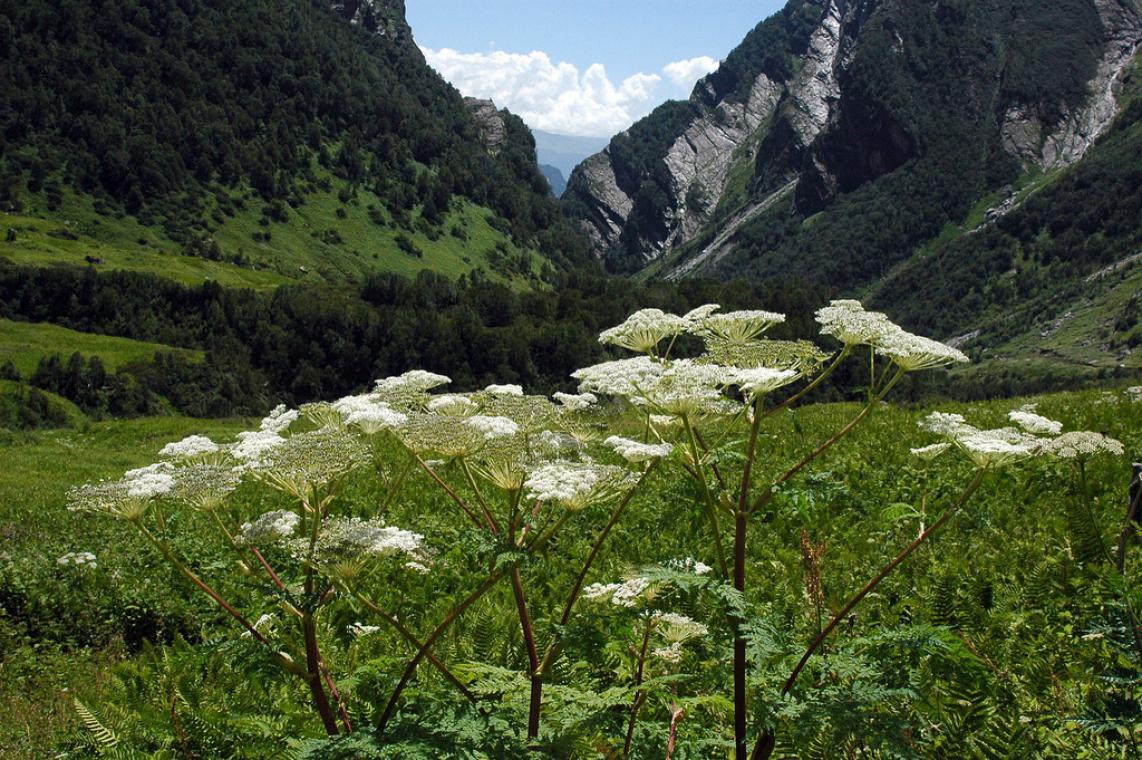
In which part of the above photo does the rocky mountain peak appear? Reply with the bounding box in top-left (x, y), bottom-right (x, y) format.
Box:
top-left (464, 98), bottom-right (508, 155)
top-left (330, 0), bottom-right (411, 41)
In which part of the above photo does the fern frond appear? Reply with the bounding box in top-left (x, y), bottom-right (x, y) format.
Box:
top-left (74, 697), bottom-right (120, 750)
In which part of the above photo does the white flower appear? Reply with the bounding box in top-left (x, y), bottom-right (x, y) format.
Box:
top-left (1008, 409), bottom-right (1063, 436)
top-left (604, 435), bottom-right (672, 462)
top-left (665, 557), bottom-right (712, 575)
top-left (637, 359), bottom-right (739, 417)
top-left (57, 551), bottom-right (97, 568)
top-left (332, 394), bottom-right (408, 433)
top-left (693, 309), bottom-right (786, 343)
top-left (349, 622), bottom-right (382, 637)
top-left (955, 430), bottom-right (1041, 470)
top-left (375, 370), bottom-right (451, 393)
top-left (573, 356), bottom-right (667, 399)
top-left (159, 435), bottom-right (219, 459)
top-left (260, 404), bottom-right (299, 434)
top-left (241, 613), bottom-right (277, 639)
top-left (681, 304), bottom-right (721, 325)
top-left (553, 391), bottom-right (598, 411)
top-left (815, 301), bottom-right (897, 346)
top-left (483, 384), bottom-right (524, 396)
top-left (1125, 386), bottom-right (1142, 402)
top-left (910, 443), bottom-right (951, 462)
top-left (611, 577), bottom-right (652, 606)
top-left (524, 462), bottom-right (634, 510)
top-left (874, 327), bottom-right (969, 371)
top-left (231, 429), bottom-right (287, 465)
top-left (427, 394), bottom-right (478, 416)
top-left (405, 560), bottom-right (431, 574)
top-left (918, 412), bottom-right (975, 437)
top-left (1042, 431), bottom-right (1125, 461)
top-left (464, 415), bottom-right (520, 440)
top-left (653, 643), bottom-right (683, 662)
top-left (730, 366), bottom-right (801, 399)
top-left (310, 517), bottom-right (425, 559)
top-left (533, 430), bottom-right (586, 460)
top-left (598, 308), bottom-right (690, 353)
top-left (654, 611), bottom-right (709, 639)
top-left (123, 463), bottom-right (175, 499)
top-left (236, 510), bottom-right (300, 545)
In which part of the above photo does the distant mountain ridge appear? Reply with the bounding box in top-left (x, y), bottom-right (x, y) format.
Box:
top-left (561, 0), bottom-right (1141, 376)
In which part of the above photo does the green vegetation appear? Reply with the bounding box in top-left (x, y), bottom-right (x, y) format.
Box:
top-left (0, 319), bottom-right (203, 377)
top-left (1, 374), bottom-right (1138, 756)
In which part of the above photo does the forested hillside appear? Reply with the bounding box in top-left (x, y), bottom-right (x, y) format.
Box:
top-left (0, 0), bottom-right (588, 282)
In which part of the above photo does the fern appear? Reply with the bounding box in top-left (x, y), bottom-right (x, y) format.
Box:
top-left (74, 697), bottom-right (120, 752)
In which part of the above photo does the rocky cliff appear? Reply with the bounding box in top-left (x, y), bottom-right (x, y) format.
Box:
top-left (564, 0), bottom-right (1142, 275)
top-left (331, 0), bottom-right (411, 41)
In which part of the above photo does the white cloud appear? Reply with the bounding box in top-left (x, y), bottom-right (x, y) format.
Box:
top-left (663, 56), bottom-right (721, 88)
top-left (421, 46), bottom-right (662, 137)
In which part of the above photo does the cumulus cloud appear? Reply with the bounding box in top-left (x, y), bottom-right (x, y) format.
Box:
top-left (421, 46), bottom-right (662, 137)
top-left (663, 56), bottom-right (721, 88)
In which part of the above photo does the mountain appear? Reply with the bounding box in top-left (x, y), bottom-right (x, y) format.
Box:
top-left (563, 0), bottom-right (1141, 378)
top-left (0, 0), bottom-right (587, 288)
top-left (532, 130), bottom-right (611, 178)
top-left (539, 164), bottom-right (567, 197)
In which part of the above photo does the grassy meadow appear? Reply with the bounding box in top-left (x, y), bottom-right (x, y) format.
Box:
top-left (0, 385), bottom-right (1139, 757)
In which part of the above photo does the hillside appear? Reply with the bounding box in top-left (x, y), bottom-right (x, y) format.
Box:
top-left (563, 0), bottom-right (1141, 377)
top-left (0, 0), bottom-right (588, 288)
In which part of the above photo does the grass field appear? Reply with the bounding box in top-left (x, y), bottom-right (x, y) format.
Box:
top-left (0, 386), bottom-right (1139, 756)
top-left (0, 319), bottom-right (204, 378)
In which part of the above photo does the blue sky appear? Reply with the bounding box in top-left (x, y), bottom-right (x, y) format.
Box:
top-left (406, 1), bottom-right (787, 137)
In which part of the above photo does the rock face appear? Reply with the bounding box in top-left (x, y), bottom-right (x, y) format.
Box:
top-left (464, 98), bottom-right (508, 155)
top-left (565, 0), bottom-right (1142, 271)
top-left (331, 0), bottom-right (411, 41)
top-left (1002, 0), bottom-right (1141, 169)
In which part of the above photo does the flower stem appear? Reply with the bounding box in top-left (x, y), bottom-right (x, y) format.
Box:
top-left (511, 568), bottom-right (543, 741)
top-left (377, 455), bottom-right (415, 518)
top-left (683, 414), bottom-right (729, 578)
top-left (621, 617), bottom-right (656, 758)
top-left (750, 468), bottom-right (985, 760)
top-left (353, 590), bottom-right (477, 702)
top-left (764, 346), bottom-right (850, 419)
top-left (377, 570), bottom-right (508, 734)
top-left (415, 454), bottom-right (483, 528)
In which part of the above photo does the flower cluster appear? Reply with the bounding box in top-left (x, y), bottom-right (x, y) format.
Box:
top-left (604, 436), bottom-right (673, 463)
top-left (57, 551), bottom-right (97, 568)
top-left (159, 435), bottom-right (219, 459)
top-left (524, 462), bottom-right (635, 510)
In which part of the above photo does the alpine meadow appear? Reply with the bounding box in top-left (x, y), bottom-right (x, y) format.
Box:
top-left (0, 1), bottom-right (1140, 759)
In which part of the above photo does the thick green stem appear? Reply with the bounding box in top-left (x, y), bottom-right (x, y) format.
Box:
top-left (511, 568), bottom-right (543, 741)
top-left (377, 570), bottom-right (507, 734)
top-left (460, 458), bottom-right (501, 534)
top-left (733, 399), bottom-right (764, 760)
top-left (415, 454), bottom-right (483, 528)
top-left (682, 414), bottom-right (730, 578)
top-left (303, 611), bottom-right (340, 736)
top-left (353, 590), bottom-right (477, 702)
top-left (750, 469), bottom-right (985, 760)
top-left (378, 455), bottom-right (415, 518)
top-left (621, 617), bottom-right (656, 758)
top-left (137, 524), bottom-right (265, 643)
top-left (537, 462), bottom-right (660, 680)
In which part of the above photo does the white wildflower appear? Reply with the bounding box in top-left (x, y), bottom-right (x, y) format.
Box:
top-left (464, 415), bottom-right (520, 440)
top-left (815, 301), bottom-right (897, 346)
top-left (332, 394), bottom-right (408, 434)
top-left (910, 443), bottom-right (951, 462)
top-left (653, 643), bottom-right (684, 663)
top-left (573, 356), bottom-right (667, 399)
top-left (598, 308), bottom-right (689, 354)
top-left (123, 462), bottom-right (176, 499)
top-left (955, 430), bottom-right (1041, 470)
top-left (231, 429), bottom-right (287, 466)
top-left (654, 611), bottom-right (709, 639)
top-left (681, 303), bottom-right (721, 325)
top-left (484, 384), bottom-right (524, 396)
top-left (730, 366), bottom-right (801, 399)
top-left (375, 370), bottom-right (451, 393)
top-left (427, 394), bottom-right (479, 416)
top-left (553, 391), bottom-right (598, 411)
top-left (236, 510), bottom-right (300, 545)
top-left (874, 327), bottom-right (969, 371)
top-left (1042, 431), bottom-right (1125, 461)
top-left (349, 622), bottom-right (382, 638)
top-left (665, 557), bottom-right (712, 575)
top-left (637, 359), bottom-right (739, 417)
top-left (405, 560), bottom-right (431, 574)
top-left (533, 430), bottom-right (586, 460)
top-left (604, 435), bottom-right (672, 462)
top-left (919, 412), bottom-right (975, 437)
top-left (159, 435), bottom-right (219, 459)
top-left (57, 551), bottom-right (97, 568)
top-left (611, 576), bottom-right (652, 607)
top-left (693, 309), bottom-right (786, 343)
top-left (524, 462), bottom-right (634, 510)
top-left (1008, 409), bottom-right (1063, 436)
top-left (260, 404), bottom-right (299, 434)
top-left (1125, 386), bottom-right (1142, 402)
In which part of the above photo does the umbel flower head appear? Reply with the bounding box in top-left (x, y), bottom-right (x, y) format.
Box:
top-left (1008, 406), bottom-right (1064, 436)
top-left (552, 391), bottom-right (598, 412)
top-left (477, 392), bottom-right (557, 434)
top-left (604, 436), bottom-right (673, 463)
top-left (331, 394), bottom-right (408, 434)
top-left (396, 413), bottom-right (487, 458)
top-left (874, 326), bottom-right (969, 371)
top-left (815, 300), bottom-right (898, 346)
top-left (246, 426), bottom-right (371, 498)
top-left (1042, 431), bottom-right (1125, 461)
top-left (524, 462), bottom-right (636, 510)
top-left (691, 309), bottom-right (786, 344)
top-left (918, 411), bottom-right (1044, 470)
top-left (168, 462), bottom-right (242, 512)
top-left (159, 435), bottom-right (219, 459)
top-left (573, 356), bottom-right (667, 399)
top-left (730, 366), bottom-right (801, 401)
top-left (700, 339), bottom-right (831, 374)
top-left (374, 370), bottom-right (452, 409)
top-left (633, 359), bottom-right (740, 418)
top-left (598, 308), bottom-right (689, 354)
top-left (236, 509), bottom-right (301, 546)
